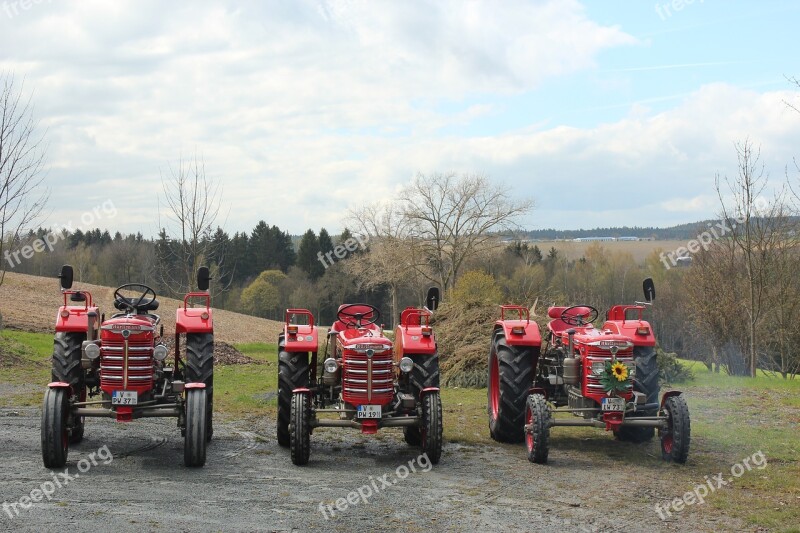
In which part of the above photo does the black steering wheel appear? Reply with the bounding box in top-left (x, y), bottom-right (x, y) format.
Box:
top-left (337, 303), bottom-right (381, 329)
top-left (560, 305), bottom-right (599, 326)
top-left (114, 283), bottom-right (157, 312)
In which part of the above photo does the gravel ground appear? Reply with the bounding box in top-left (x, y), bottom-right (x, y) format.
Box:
top-left (0, 404), bottom-right (744, 532)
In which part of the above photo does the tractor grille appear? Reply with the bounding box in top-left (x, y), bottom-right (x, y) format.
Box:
top-left (100, 338), bottom-right (154, 390)
top-left (342, 348), bottom-right (394, 405)
top-left (586, 355), bottom-right (634, 393)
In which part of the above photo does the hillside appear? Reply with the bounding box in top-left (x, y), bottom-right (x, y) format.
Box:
top-left (0, 272), bottom-right (283, 344)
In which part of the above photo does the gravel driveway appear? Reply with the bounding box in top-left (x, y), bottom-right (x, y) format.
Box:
top-left (0, 404), bottom-right (744, 533)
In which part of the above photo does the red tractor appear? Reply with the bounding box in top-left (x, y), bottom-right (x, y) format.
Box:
top-left (488, 279), bottom-right (690, 464)
top-left (277, 289), bottom-right (443, 466)
top-left (41, 265), bottom-right (215, 468)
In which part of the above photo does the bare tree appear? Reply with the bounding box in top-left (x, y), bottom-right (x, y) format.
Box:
top-left (346, 202), bottom-right (416, 327)
top-left (400, 172), bottom-right (533, 292)
top-left (157, 154), bottom-right (226, 296)
top-left (714, 140), bottom-right (790, 377)
top-left (0, 73), bottom-right (48, 286)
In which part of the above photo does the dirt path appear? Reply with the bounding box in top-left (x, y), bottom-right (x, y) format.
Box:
top-left (0, 404), bottom-right (745, 532)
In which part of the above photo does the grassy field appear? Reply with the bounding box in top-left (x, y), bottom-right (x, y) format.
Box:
top-left (537, 239), bottom-right (688, 262)
top-left (2, 330), bottom-right (797, 530)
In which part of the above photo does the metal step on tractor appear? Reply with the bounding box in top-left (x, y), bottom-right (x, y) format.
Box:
top-left (276, 288), bottom-right (443, 466)
top-left (487, 278), bottom-right (690, 464)
top-left (41, 265), bottom-right (215, 468)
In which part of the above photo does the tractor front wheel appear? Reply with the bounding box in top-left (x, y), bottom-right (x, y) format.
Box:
top-left (421, 391), bottom-right (443, 464)
top-left (525, 394), bottom-right (551, 464)
top-left (184, 388), bottom-right (208, 467)
top-left (290, 392), bottom-right (311, 466)
top-left (278, 348), bottom-right (309, 448)
top-left (41, 388), bottom-right (69, 468)
top-left (661, 395), bottom-right (690, 463)
top-left (488, 332), bottom-right (533, 443)
top-left (185, 333), bottom-right (214, 442)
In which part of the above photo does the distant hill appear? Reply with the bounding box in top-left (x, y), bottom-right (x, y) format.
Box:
top-left (517, 217), bottom-right (800, 241)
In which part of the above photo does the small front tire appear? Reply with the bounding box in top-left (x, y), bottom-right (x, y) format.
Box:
top-left (421, 391), bottom-right (443, 464)
top-left (184, 389), bottom-right (208, 467)
top-left (290, 392), bottom-right (311, 466)
top-left (525, 394), bottom-right (551, 464)
top-left (41, 388), bottom-right (69, 469)
top-left (661, 395), bottom-right (690, 463)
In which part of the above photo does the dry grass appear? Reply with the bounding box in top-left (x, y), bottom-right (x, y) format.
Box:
top-left (539, 239), bottom-right (687, 262)
top-left (0, 271), bottom-right (284, 345)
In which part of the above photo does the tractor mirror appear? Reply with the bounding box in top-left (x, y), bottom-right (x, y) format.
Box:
top-left (58, 265), bottom-right (74, 290)
top-left (643, 278), bottom-right (656, 302)
top-left (197, 266), bottom-right (211, 291)
top-left (426, 287), bottom-right (440, 311)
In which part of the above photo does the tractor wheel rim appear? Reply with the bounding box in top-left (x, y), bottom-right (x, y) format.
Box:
top-left (663, 434), bottom-right (673, 454)
top-left (490, 353), bottom-right (500, 420)
top-left (525, 404), bottom-right (534, 452)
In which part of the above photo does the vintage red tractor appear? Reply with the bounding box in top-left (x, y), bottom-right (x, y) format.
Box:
top-left (488, 279), bottom-right (690, 463)
top-left (41, 265), bottom-right (215, 468)
top-left (277, 289), bottom-right (443, 465)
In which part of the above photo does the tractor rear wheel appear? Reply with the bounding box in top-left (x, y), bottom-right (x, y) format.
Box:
top-left (661, 395), bottom-right (690, 463)
top-left (421, 391), bottom-right (443, 464)
top-left (184, 388), bottom-right (208, 467)
top-left (186, 333), bottom-right (214, 442)
top-left (409, 352), bottom-right (440, 394)
top-left (290, 392), bottom-right (311, 466)
top-left (51, 332), bottom-right (86, 443)
top-left (488, 332), bottom-right (533, 443)
top-left (403, 426), bottom-right (421, 446)
top-left (277, 348), bottom-right (309, 447)
top-left (525, 394), bottom-right (551, 464)
top-left (617, 346), bottom-right (659, 443)
top-left (41, 387), bottom-right (69, 468)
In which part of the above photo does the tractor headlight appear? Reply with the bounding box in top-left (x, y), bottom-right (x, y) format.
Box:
top-left (591, 361), bottom-right (605, 376)
top-left (84, 342), bottom-right (100, 360)
top-left (399, 357), bottom-right (414, 373)
top-left (324, 358), bottom-right (338, 374)
top-left (153, 344), bottom-right (168, 361)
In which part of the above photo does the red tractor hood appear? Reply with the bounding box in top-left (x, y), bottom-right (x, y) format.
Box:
top-left (337, 326), bottom-right (392, 348)
top-left (558, 325), bottom-right (633, 348)
top-left (100, 315), bottom-right (156, 332)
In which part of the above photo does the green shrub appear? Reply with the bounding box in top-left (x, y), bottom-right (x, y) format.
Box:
top-left (452, 270), bottom-right (502, 308)
top-left (657, 347), bottom-right (694, 384)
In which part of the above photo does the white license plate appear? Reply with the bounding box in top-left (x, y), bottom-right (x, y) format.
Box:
top-left (356, 405), bottom-right (381, 419)
top-left (112, 390), bottom-right (138, 405)
top-left (602, 397), bottom-right (625, 411)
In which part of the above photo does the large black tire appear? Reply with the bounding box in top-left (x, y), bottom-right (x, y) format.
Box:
top-left (277, 347), bottom-right (309, 447)
top-left (488, 332), bottom-right (533, 443)
top-left (184, 388), bottom-right (208, 467)
top-left (186, 333), bottom-right (214, 442)
top-left (409, 353), bottom-right (440, 394)
top-left (51, 332), bottom-right (85, 444)
top-left (661, 395), bottom-right (690, 463)
top-left (41, 387), bottom-right (69, 468)
top-left (421, 391), bottom-right (443, 464)
top-left (290, 392), bottom-right (311, 466)
top-left (617, 345), bottom-right (659, 443)
top-left (525, 394), bottom-right (551, 464)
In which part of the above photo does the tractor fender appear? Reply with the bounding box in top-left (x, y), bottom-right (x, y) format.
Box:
top-left (660, 390), bottom-right (682, 409)
top-left (55, 306), bottom-right (100, 333)
top-left (394, 326), bottom-right (436, 355)
top-left (292, 387), bottom-right (311, 394)
top-left (283, 325), bottom-right (318, 352)
top-left (497, 320), bottom-right (542, 347)
top-left (47, 381), bottom-right (71, 389)
top-left (184, 382), bottom-right (206, 390)
top-left (419, 386), bottom-right (440, 398)
top-left (176, 307), bottom-right (213, 334)
top-left (601, 318), bottom-right (656, 347)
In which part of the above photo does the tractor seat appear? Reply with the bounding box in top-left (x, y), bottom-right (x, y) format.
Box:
top-left (114, 297), bottom-right (160, 313)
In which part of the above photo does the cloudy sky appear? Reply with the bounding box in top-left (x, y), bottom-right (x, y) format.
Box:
top-left (2, 0), bottom-right (799, 235)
